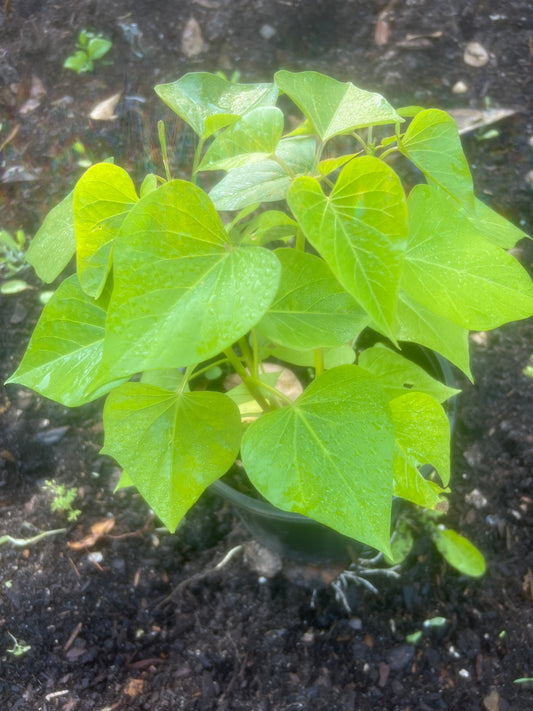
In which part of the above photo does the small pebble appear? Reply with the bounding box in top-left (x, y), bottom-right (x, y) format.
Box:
top-left (452, 80), bottom-right (469, 94)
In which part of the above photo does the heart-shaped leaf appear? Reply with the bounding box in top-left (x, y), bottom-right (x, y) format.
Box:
top-left (241, 365), bottom-right (395, 555)
top-left (96, 180), bottom-right (281, 384)
top-left (400, 110), bottom-right (474, 208)
top-left (288, 156), bottom-right (408, 340)
top-left (275, 70), bottom-right (402, 141)
top-left (102, 384), bottom-right (242, 530)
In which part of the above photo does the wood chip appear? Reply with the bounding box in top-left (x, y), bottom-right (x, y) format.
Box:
top-left (89, 92), bottom-right (122, 121)
top-left (68, 518), bottom-right (115, 549)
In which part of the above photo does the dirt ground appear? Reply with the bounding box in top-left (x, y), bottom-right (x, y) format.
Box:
top-left (1, 1), bottom-right (533, 709)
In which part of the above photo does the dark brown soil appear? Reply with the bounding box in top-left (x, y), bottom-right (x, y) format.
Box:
top-left (1, 1), bottom-right (533, 709)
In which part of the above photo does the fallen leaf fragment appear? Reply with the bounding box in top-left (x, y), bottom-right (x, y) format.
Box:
top-left (89, 92), bottom-right (122, 121)
top-left (68, 518), bottom-right (115, 550)
top-left (447, 107), bottom-right (516, 135)
top-left (181, 17), bottom-right (205, 58)
top-left (464, 41), bottom-right (489, 67)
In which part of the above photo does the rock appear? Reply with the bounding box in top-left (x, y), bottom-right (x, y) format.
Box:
top-left (243, 540), bottom-right (282, 578)
top-left (182, 17), bottom-right (206, 57)
top-left (464, 41), bottom-right (489, 67)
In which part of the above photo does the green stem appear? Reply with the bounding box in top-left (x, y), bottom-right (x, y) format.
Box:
top-left (314, 348), bottom-right (324, 378)
top-left (238, 336), bottom-right (254, 374)
top-left (378, 146), bottom-right (399, 161)
top-left (158, 121), bottom-right (172, 182)
top-left (271, 153), bottom-right (294, 177)
top-left (177, 365), bottom-right (195, 396)
top-left (352, 132), bottom-right (370, 154)
top-left (250, 328), bottom-right (260, 379)
top-left (295, 228), bottom-right (306, 251)
top-left (224, 347), bottom-right (271, 412)
top-left (191, 136), bottom-right (205, 184)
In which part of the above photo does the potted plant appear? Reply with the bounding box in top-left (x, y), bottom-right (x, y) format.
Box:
top-left (8, 70), bottom-right (533, 573)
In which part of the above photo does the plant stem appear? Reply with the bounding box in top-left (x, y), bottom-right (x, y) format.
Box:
top-left (191, 136), bottom-right (205, 184)
top-left (224, 347), bottom-right (271, 412)
top-left (295, 228), bottom-right (306, 251)
top-left (314, 348), bottom-right (324, 378)
top-left (238, 336), bottom-right (254, 374)
top-left (158, 120), bottom-right (172, 182)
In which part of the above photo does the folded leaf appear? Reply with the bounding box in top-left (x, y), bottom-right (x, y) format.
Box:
top-left (74, 163), bottom-right (138, 298)
top-left (155, 73), bottom-right (278, 139)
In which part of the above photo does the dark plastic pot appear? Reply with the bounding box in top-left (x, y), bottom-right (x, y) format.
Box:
top-left (211, 348), bottom-right (457, 565)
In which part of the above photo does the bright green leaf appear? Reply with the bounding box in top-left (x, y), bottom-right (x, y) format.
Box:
top-left (95, 180), bottom-right (280, 384)
top-left (358, 343), bottom-right (460, 403)
top-left (288, 156), bottom-right (408, 340)
top-left (432, 527), bottom-right (486, 577)
top-left (102, 384), bottom-right (242, 530)
top-left (87, 37), bottom-right (112, 60)
top-left (210, 137), bottom-right (315, 210)
top-left (241, 365), bottom-right (395, 555)
top-left (74, 163), bottom-right (138, 298)
top-left (239, 210), bottom-right (298, 246)
top-left (395, 290), bottom-right (472, 379)
top-left (25, 191), bottom-right (76, 283)
top-left (402, 185), bottom-right (533, 331)
top-left (275, 70), bottom-right (403, 141)
top-left (468, 198), bottom-right (529, 248)
top-left (154, 73), bottom-right (278, 139)
top-left (317, 154), bottom-right (357, 176)
top-left (5, 275), bottom-right (123, 406)
top-left (256, 248), bottom-right (369, 350)
top-left (140, 173), bottom-right (159, 197)
top-left (400, 109), bottom-right (474, 208)
top-left (199, 106), bottom-right (284, 171)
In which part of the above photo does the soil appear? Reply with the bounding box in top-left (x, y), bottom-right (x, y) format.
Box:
top-left (1, 1), bottom-right (533, 709)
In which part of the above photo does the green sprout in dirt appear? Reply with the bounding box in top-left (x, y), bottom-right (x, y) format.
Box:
top-left (42, 479), bottom-right (81, 522)
top-left (6, 632), bottom-right (31, 657)
top-left (63, 30), bottom-right (113, 74)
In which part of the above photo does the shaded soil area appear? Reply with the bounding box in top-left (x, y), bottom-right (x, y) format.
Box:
top-left (1, 1), bottom-right (533, 709)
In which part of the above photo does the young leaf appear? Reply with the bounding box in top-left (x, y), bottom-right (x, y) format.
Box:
top-left (402, 185), bottom-right (533, 331)
top-left (154, 73), bottom-right (278, 139)
top-left (256, 248), bottom-right (369, 350)
top-left (288, 156), bottom-right (408, 341)
top-left (399, 109), bottom-right (475, 208)
top-left (102, 385), bottom-right (242, 531)
top-left (395, 290), bottom-right (472, 380)
top-left (241, 365), bottom-right (395, 555)
top-left (358, 343), bottom-right (460, 403)
top-left (74, 163), bottom-right (138, 298)
top-left (199, 106), bottom-right (284, 171)
top-left (96, 180), bottom-right (281, 383)
top-left (275, 70), bottom-right (403, 141)
top-left (87, 37), bottom-right (112, 61)
top-left (431, 527), bottom-right (486, 577)
top-left (6, 275), bottom-right (123, 406)
top-left (210, 137), bottom-right (315, 210)
top-left (25, 190), bottom-right (76, 283)
top-left (238, 210), bottom-right (298, 246)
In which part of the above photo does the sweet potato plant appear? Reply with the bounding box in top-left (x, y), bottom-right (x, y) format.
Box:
top-left (8, 71), bottom-right (533, 567)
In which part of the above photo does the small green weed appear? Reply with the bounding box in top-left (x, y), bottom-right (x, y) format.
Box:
top-left (42, 479), bottom-right (81, 522)
top-left (63, 30), bottom-right (112, 74)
